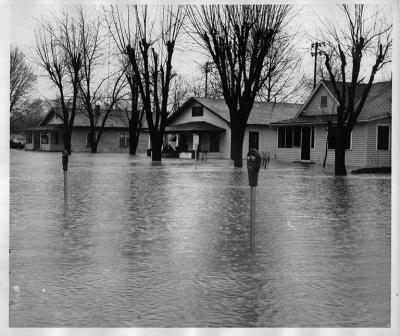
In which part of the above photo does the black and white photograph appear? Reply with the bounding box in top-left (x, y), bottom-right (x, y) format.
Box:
top-left (2, 0), bottom-right (399, 335)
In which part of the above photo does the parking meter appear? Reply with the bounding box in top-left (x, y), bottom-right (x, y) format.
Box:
top-left (247, 148), bottom-right (261, 187)
top-left (62, 150), bottom-right (69, 171)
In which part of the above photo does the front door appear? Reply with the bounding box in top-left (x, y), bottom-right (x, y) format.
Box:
top-left (301, 127), bottom-right (310, 160)
top-left (249, 131), bottom-right (259, 150)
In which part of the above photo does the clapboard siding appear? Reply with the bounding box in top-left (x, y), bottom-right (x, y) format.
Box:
top-left (170, 102), bottom-right (228, 129)
top-left (242, 126), bottom-right (276, 158)
top-left (365, 117), bottom-right (391, 167)
top-left (275, 124), bottom-right (367, 167)
top-left (302, 86), bottom-right (338, 116)
top-left (71, 128), bottom-right (130, 153)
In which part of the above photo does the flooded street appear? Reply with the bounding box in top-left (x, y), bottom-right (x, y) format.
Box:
top-left (9, 150), bottom-right (391, 327)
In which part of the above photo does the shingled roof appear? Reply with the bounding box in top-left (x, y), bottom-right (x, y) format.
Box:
top-left (168, 97), bottom-right (302, 126)
top-left (39, 106), bottom-right (130, 128)
top-left (274, 80), bottom-right (391, 125)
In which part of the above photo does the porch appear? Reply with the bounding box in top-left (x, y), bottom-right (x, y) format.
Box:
top-left (25, 126), bottom-right (64, 152)
top-left (164, 121), bottom-right (226, 159)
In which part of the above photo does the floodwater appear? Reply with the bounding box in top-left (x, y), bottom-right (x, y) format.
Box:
top-left (9, 150), bottom-right (391, 327)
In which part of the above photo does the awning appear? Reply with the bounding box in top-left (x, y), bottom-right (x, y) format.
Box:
top-left (165, 121), bottom-right (226, 133)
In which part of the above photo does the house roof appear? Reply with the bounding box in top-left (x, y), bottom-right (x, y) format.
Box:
top-left (39, 106), bottom-right (130, 128)
top-left (272, 114), bottom-right (338, 126)
top-left (165, 121), bottom-right (226, 133)
top-left (281, 80), bottom-right (391, 126)
top-left (168, 97), bottom-right (302, 126)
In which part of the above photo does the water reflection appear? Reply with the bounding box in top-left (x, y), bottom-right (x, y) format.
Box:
top-left (9, 151), bottom-right (391, 327)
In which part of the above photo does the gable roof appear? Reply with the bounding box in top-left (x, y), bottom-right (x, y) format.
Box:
top-left (168, 97), bottom-right (301, 126)
top-left (39, 106), bottom-right (130, 128)
top-left (292, 80), bottom-right (391, 123)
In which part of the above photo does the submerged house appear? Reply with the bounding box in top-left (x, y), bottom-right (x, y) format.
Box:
top-left (25, 105), bottom-right (149, 153)
top-left (165, 97), bottom-right (301, 159)
top-left (271, 80), bottom-right (392, 168)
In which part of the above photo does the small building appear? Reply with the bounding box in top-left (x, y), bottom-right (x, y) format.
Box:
top-left (271, 80), bottom-right (391, 168)
top-left (25, 106), bottom-right (149, 153)
top-left (165, 97), bottom-right (301, 159)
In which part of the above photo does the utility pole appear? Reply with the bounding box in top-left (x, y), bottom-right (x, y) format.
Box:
top-left (204, 61), bottom-right (212, 98)
top-left (311, 42), bottom-right (325, 89)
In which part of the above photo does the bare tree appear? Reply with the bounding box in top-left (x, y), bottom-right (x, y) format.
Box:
top-left (123, 59), bottom-right (145, 155)
top-left (76, 7), bottom-right (127, 153)
top-left (105, 5), bottom-right (186, 161)
top-left (10, 46), bottom-right (37, 125)
top-left (34, 10), bottom-right (83, 154)
top-left (320, 4), bottom-right (391, 175)
top-left (188, 5), bottom-right (292, 167)
top-left (258, 30), bottom-right (303, 103)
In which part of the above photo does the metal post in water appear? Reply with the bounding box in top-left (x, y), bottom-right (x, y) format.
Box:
top-left (250, 186), bottom-right (256, 253)
top-left (62, 150), bottom-right (69, 202)
top-left (247, 148), bottom-right (261, 254)
top-left (64, 171), bottom-right (67, 201)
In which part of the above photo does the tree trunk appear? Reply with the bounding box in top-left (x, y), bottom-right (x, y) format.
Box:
top-left (334, 132), bottom-right (347, 176)
top-left (230, 122), bottom-right (246, 168)
top-left (151, 134), bottom-right (163, 162)
top-left (129, 118), bottom-right (140, 155)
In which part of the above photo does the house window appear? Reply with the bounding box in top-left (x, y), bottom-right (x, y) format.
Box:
top-left (321, 95), bottom-right (327, 107)
top-left (278, 127), bottom-right (285, 148)
top-left (285, 126), bottom-right (293, 148)
top-left (277, 127), bottom-right (295, 148)
top-left (209, 133), bottom-right (220, 152)
top-left (328, 128), bottom-right (351, 150)
top-left (377, 125), bottom-right (390, 150)
top-left (311, 126), bottom-right (315, 149)
top-left (119, 132), bottom-right (129, 148)
top-left (54, 132), bottom-right (59, 145)
top-left (26, 132), bottom-right (32, 144)
top-left (41, 132), bottom-right (49, 144)
top-left (293, 126), bottom-right (301, 147)
top-left (249, 131), bottom-right (259, 150)
top-left (192, 106), bottom-right (203, 117)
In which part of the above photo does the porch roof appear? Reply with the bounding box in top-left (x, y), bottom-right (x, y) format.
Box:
top-left (271, 114), bottom-right (338, 126)
top-left (25, 125), bottom-right (63, 131)
top-left (165, 121), bottom-right (226, 133)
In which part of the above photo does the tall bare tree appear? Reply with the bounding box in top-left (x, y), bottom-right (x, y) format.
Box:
top-left (34, 10), bottom-right (83, 154)
top-left (10, 46), bottom-right (37, 125)
top-left (258, 30), bottom-right (303, 103)
top-left (76, 7), bottom-right (127, 153)
top-left (188, 5), bottom-right (291, 167)
top-left (106, 5), bottom-right (186, 161)
top-left (321, 4), bottom-right (391, 175)
top-left (122, 59), bottom-right (144, 155)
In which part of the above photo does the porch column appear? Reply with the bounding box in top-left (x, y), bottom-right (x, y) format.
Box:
top-left (176, 133), bottom-right (179, 148)
top-left (148, 133), bottom-right (151, 149)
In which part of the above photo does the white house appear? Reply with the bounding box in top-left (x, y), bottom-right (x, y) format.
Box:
top-left (271, 80), bottom-right (391, 168)
top-left (165, 97), bottom-right (301, 159)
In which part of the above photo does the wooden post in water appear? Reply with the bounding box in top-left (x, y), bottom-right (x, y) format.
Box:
top-left (247, 148), bottom-right (261, 254)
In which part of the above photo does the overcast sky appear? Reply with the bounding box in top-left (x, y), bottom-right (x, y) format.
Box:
top-left (7, 1), bottom-right (394, 103)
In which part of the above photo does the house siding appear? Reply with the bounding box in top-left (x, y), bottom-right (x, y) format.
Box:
top-left (365, 117), bottom-right (391, 167)
top-left (71, 128), bottom-right (129, 153)
top-left (275, 123), bottom-right (367, 167)
top-left (302, 86), bottom-right (338, 116)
